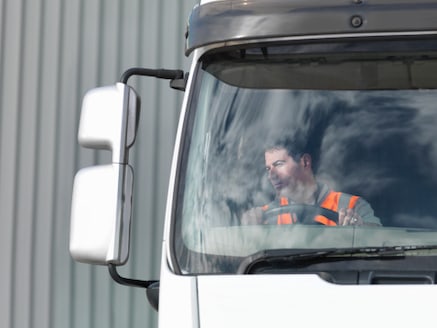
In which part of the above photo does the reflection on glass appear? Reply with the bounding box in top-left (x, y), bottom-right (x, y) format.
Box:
top-left (176, 41), bottom-right (437, 274)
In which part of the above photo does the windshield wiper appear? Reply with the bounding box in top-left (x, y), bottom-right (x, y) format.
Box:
top-left (237, 245), bottom-right (437, 274)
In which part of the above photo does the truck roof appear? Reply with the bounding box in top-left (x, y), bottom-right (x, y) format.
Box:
top-left (185, 0), bottom-right (437, 55)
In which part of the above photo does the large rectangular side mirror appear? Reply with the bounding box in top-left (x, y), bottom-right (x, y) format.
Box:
top-left (69, 83), bottom-right (139, 265)
top-left (70, 164), bottom-right (133, 264)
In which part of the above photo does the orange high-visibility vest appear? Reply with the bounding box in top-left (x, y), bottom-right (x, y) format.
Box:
top-left (261, 191), bottom-right (359, 225)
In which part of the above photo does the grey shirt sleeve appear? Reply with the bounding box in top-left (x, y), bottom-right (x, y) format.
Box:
top-left (354, 197), bottom-right (382, 225)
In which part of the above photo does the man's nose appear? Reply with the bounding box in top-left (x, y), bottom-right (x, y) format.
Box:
top-left (268, 167), bottom-right (277, 179)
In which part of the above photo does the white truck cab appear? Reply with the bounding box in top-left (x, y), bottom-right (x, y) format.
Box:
top-left (70, 1), bottom-right (437, 327)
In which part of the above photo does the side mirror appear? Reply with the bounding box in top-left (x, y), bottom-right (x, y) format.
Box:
top-left (70, 83), bottom-right (139, 265)
top-left (78, 83), bottom-right (139, 163)
top-left (70, 164), bottom-right (133, 264)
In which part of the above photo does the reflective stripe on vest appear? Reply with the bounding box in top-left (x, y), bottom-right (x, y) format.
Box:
top-left (261, 198), bottom-right (296, 224)
top-left (277, 197), bottom-right (297, 224)
top-left (314, 192), bottom-right (359, 225)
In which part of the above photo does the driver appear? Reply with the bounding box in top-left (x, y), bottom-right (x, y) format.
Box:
top-left (242, 138), bottom-right (381, 226)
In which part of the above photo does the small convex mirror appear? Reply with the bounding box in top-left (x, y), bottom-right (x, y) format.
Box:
top-left (78, 83), bottom-right (139, 163)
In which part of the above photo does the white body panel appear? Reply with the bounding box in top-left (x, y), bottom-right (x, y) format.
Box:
top-left (159, 243), bottom-right (437, 328)
top-left (196, 274), bottom-right (436, 328)
top-left (158, 246), bottom-right (199, 328)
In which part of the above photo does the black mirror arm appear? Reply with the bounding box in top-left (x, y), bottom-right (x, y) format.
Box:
top-left (108, 264), bottom-right (157, 289)
top-left (119, 67), bottom-right (186, 91)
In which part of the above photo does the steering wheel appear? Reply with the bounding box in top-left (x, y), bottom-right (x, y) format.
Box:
top-left (262, 204), bottom-right (339, 225)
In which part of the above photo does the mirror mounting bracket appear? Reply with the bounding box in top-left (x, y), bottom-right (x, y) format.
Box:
top-left (108, 263), bottom-right (157, 289)
top-left (119, 67), bottom-right (186, 91)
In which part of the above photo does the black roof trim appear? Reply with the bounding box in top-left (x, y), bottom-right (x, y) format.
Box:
top-left (185, 0), bottom-right (437, 55)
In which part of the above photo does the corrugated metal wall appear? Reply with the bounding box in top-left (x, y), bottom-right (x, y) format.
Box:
top-left (0, 0), bottom-right (198, 327)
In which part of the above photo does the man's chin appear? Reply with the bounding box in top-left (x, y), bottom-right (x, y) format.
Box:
top-left (273, 183), bottom-right (284, 191)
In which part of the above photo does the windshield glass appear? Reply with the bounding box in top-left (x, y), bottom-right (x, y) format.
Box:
top-left (174, 39), bottom-right (437, 274)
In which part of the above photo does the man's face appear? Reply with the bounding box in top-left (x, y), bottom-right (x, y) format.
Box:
top-left (265, 148), bottom-right (305, 195)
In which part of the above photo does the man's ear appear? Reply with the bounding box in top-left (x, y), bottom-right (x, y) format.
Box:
top-left (301, 153), bottom-right (312, 168)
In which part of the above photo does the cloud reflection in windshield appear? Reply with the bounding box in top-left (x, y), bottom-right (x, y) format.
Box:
top-left (198, 88), bottom-right (437, 229)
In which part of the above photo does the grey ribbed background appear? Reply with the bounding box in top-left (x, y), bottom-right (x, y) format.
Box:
top-left (0, 0), bottom-right (197, 327)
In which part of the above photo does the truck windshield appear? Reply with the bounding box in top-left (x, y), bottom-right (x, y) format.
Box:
top-left (173, 39), bottom-right (437, 274)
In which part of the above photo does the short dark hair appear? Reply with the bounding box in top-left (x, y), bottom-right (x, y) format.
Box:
top-left (264, 136), bottom-right (304, 162)
top-left (264, 134), bottom-right (322, 172)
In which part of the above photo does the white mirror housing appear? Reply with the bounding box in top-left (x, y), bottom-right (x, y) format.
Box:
top-left (78, 83), bottom-right (139, 163)
top-left (70, 164), bottom-right (133, 265)
top-left (70, 83), bottom-right (139, 265)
